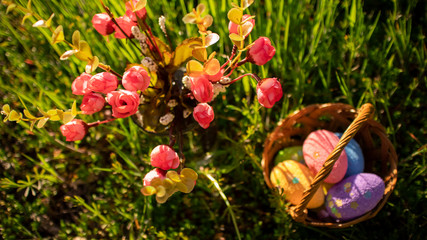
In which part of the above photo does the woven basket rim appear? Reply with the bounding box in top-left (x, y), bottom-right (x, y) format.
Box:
top-left (262, 103), bottom-right (398, 228)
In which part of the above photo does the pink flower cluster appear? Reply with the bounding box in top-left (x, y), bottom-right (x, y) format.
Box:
top-left (60, 66), bottom-right (151, 141)
top-left (143, 145), bottom-right (180, 186)
top-left (185, 18), bottom-right (282, 129)
top-left (92, 0), bottom-right (147, 39)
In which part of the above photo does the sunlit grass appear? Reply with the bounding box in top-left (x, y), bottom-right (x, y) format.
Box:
top-left (0, 0), bottom-right (426, 239)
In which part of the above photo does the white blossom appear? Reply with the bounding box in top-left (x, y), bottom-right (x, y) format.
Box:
top-left (212, 83), bottom-right (227, 99)
top-left (159, 113), bottom-right (175, 125)
top-left (182, 76), bottom-right (192, 89)
top-left (159, 16), bottom-right (167, 35)
top-left (141, 57), bottom-right (158, 72)
top-left (167, 99), bottom-right (178, 108)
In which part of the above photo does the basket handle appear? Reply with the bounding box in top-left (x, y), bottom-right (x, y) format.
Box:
top-left (289, 103), bottom-right (375, 223)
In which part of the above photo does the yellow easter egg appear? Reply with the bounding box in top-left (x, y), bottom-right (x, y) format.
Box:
top-left (270, 160), bottom-right (325, 209)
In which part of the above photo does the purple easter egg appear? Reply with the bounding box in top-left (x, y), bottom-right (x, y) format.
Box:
top-left (303, 130), bottom-right (348, 183)
top-left (335, 132), bottom-right (365, 177)
top-left (326, 173), bottom-right (385, 221)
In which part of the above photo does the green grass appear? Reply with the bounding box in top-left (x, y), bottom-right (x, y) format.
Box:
top-left (1, 0), bottom-right (426, 239)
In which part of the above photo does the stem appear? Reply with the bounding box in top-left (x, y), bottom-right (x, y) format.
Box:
top-left (225, 73), bottom-right (261, 85)
top-left (221, 45), bottom-right (238, 69)
top-left (98, 63), bottom-right (123, 78)
top-left (143, 21), bottom-right (163, 62)
top-left (100, 0), bottom-right (142, 52)
top-left (178, 130), bottom-right (185, 171)
top-left (87, 118), bottom-right (117, 128)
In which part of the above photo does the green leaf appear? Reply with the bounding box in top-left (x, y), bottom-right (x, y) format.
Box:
top-left (141, 186), bottom-right (157, 196)
top-left (71, 100), bottom-right (77, 116)
top-left (62, 112), bottom-right (74, 124)
top-left (23, 109), bottom-right (36, 119)
top-left (37, 118), bottom-right (49, 128)
top-left (6, 4), bottom-right (17, 14)
top-left (21, 13), bottom-right (32, 25)
top-left (242, 0), bottom-right (255, 9)
top-left (227, 8), bottom-right (243, 25)
top-left (2, 105), bottom-right (11, 115)
top-left (26, 0), bottom-right (32, 11)
top-left (29, 120), bottom-right (36, 131)
top-left (85, 56), bottom-right (99, 73)
top-left (45, 13), bottom-right (55, 27)
top-left (196, 3), bottom-right (206, 15)
top-left (72, 30), bottom-right (80, 50)
top-left (52, 25), bottom-right (64, 44)
top-left (74, 40), bottom-right (93, 61)
top-left (8, 110), bottom-right (21, 121)
top-left (166, 171), bottom-right (181, 182)
top-left (60, 49), bottom-right (78, 60)
top-left (349, 0), bottom-right (356, 28)
top-left (134, 0), bottom-right (146, 11)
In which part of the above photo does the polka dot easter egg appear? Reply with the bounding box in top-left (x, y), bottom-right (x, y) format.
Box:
top-left (335, 132), bottom-right (364, 177)
top-left (274, 146), bottom-right (304, 165)
top-left (270, 160), bottom-right (324, 209)
top-left (303, 130), bottom-right (348, 183)
top-left (326, 173), bottom-right (385, 221)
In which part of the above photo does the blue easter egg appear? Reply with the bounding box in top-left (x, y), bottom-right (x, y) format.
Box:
top-left (335, 133), bottom-right (364, 177)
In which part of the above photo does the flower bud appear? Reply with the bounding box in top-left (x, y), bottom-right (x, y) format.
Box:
top-left (106, 90), bottom-right (140, 118)
top-left (247, 37), bottom-right (276, 66)
top-left (72, 73), bottom-right (92, 95)
top-left (125, 0), bottom-right (147, 22)
top-left (122, 66), bottom-right (151, 91)
top-left (113, 15), bottom-right (137, 39)
top-left (256, 78), bottom-right (283, 108)
top-left (60, 119), bottom-right (88, 142)
top-left (92, 13), bottom-right (115, 36)
top-left (193, 103), bottom-right (214, 129)
top-left (143, 168), bottom-right (166, 186)
top-left (80, 93), bottom-right (105, 115)
top-left (228, 14), bottom-right (255, 37)
top-left (190, 75), bottom-right (213, 103)
top-left (150, 145), bottom-right (180, 170)
top-left (87, 72), bottom-right (118, 94)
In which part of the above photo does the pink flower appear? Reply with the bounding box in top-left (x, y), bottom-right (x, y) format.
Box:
top-left (72, 73), bottom-right (92, 95)
top-left (256, 78), bottom-right (283, 108)
top-left (60, 119), bottom-right (87, 142)
top-left (87, 72), bottom-right (118, 94)
top-left (193, 103), bottom-right (214, 129)
top-left (190, 75), bottom-right (213, 103)
top-left (143, 168), bottom-right (166, 186)
top-left (92, 13), bottom-right (115, 36)
top-left (122, 66), bottom-right (151, 91)
top-left (106, 90), bottom-right (139, 118)
top-left (80, 93), bottom-right (105, 115)
top-left (113, 15), bottom-right (136, 39)
top-left (247, 37), bottom-right (276, 66)
top-left (150, 145), bottom-right (180, 170)
top-left (228, 14), bottom-right (255, 37)
top-left (125, 0), bottom-right (147, 22)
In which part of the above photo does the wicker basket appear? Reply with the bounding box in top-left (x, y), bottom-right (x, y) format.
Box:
top-left (262, 103), bottom-right (398, 228)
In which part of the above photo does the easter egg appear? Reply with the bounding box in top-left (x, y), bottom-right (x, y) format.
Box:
top-left (270, 160), bottom-right (324, 209)
top-left (325, 173), bottom-right (385, 221)
top-left (274, 146), bottom-right (304, 165)
top-left (335, 133), bottom-right (364, 177)
top-left (303, 130), bottom-right (348, 183)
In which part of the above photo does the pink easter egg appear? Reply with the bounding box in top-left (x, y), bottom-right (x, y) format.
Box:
top-left (303, 129), bottom-right (348, 183)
